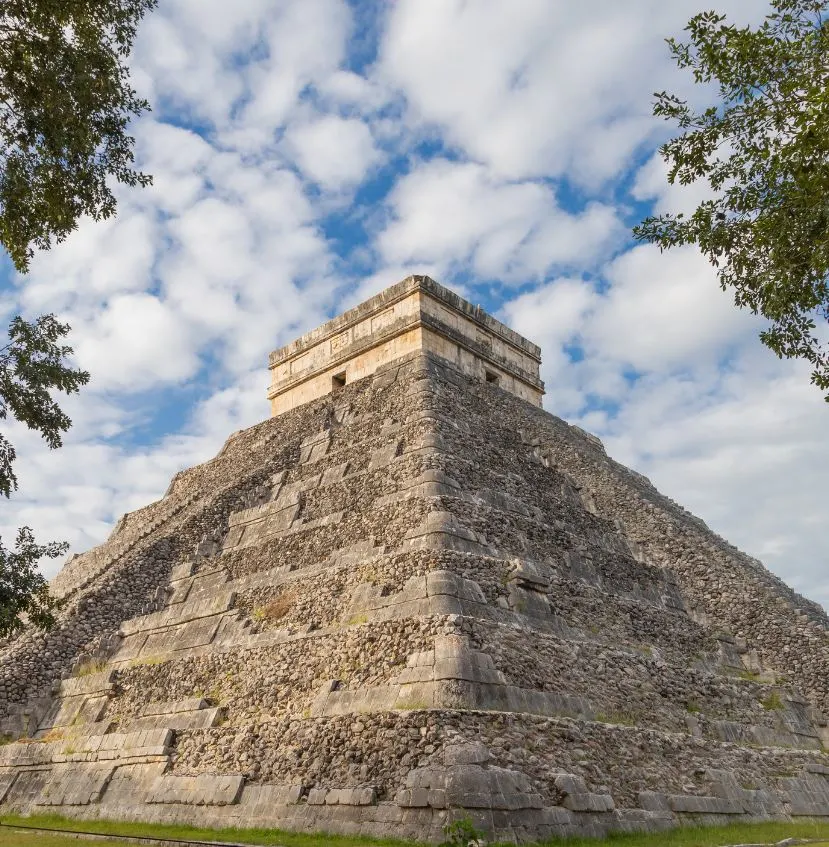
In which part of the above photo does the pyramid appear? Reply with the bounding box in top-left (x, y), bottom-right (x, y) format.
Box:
top-left (1, 275), bottom-right (829, 843)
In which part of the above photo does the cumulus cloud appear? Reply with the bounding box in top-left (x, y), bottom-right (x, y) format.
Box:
top-left (377, 159), bottom-right (624, 281)
top-left (282, 115), bottom-right (381, 189)
top-left (377, 0), bottom-right (763, 184)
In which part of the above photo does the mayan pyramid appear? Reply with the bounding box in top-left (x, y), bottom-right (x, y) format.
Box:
top-left (2, 274), bottom-right (829, 843)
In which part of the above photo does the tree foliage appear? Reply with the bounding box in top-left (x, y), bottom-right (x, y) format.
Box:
top-left (0, 315), bottom-right (89, 637)
top-left (634, 0), bottom-right (829, 398)
top-left (0, 0), bottom-right (154, 636)
top-left (0, 0), bottom-right (157, 273)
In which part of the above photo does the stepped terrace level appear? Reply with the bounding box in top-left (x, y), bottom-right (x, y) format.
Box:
top-left (267, 275), bottom-right (545, 415)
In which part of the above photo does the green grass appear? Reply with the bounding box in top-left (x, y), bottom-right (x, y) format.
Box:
top-left (0, 832), bottom-right (128, 846)
top-left (5, 814), bottom-right (829, 847)
top-left (0, 814), bottom-right (426, 847)
top-left (528, 819), bottom-right (829, 847)
top-left (74, 659), bottom-right (108, 677)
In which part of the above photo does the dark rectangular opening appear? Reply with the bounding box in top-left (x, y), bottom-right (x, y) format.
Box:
top-left (332, 372), bottom-right (347, 390)
top-left (485, 370), bottom-right (499, 385)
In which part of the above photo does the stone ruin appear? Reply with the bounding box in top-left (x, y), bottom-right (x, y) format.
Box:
top-left (1, 274), bottom-right (829, 843)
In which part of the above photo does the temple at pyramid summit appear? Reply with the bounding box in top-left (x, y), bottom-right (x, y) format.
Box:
top-left (3, 274), bottom-right (829, 842)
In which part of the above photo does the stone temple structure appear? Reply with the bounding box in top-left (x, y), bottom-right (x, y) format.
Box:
top-left (2, 274), bottom-right (829, 842)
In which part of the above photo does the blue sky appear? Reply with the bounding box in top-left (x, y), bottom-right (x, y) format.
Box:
top-left (1, 0), bottom-right (827, 608)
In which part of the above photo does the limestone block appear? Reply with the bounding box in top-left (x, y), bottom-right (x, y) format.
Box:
top-left (323, 787), bottom-right (374, 806)
top-left (142, 697), bottom-right (208, 717)
top-left (91, 728), bottom-right (173, 756)
top-left (228, 502), bottom-right (272, 528)
top-left (476, 488), bottom-right (531, 518)
top-left (265, 503), bottom-right (300, 534)
top-left (120, 591), bottom-right (236, 636)
top-left (240, 784), bottom-right (303, 809)
top-left (562, 793), bottom-right (615, 812)
top-left (122, 707), bottom-right (224, 733)
top-left (38, 764), bottom-right (115, 806)
top-left (170, 562), bottom-right (195, 582)
top-left (147, 773), bottom-right (244, 806)
top-left (101, 761), bottom-right (168, 806)
top-left (76, 695), bottom-right (109, 725)
top-left (507, 584), bottom-right (550, 617)
top-left (397, 667), bottom-right (434, 685)
top-left (0, 772), bottom-right (17, 803)
top-left (805, 764), bottom-right (829, 774)
top-left (3, 769), bottom-right (50, 808)
top-left (434, 635), bottom-right (472, 660)
top-left (222, 526), bottom-right (245, 549)
top-left (368, 442), bottom-right (401, 471)
top-left (444, 743), bottom-right (491, 766)
top-left (168, 580), bottom-right (192, 605)
top-left (420, 469), bottom-right (461, 489)
top-left (0, 741), bottom-right (60, 767)
top-left (395, 788), bottom-right (430, 807)
top-left (299, 432), bottom-right (331, 464)
top-left (350, 788), bottom-right (377, 806)
top-left (432, 638), bottom-right (505, 685)
top-left (38, 696), bottom-right (84, 732)
top-left (667, 794), bottom-right (742, 814)
top-left (60, 671), bottom-right (115, 698)
top-left (788, 797), bottom-right (829, 816)
top-left (405, 767), bottom-right (446, 790)
top-left (394, 683), bottom-right (436, 711)
top-left (555, 774), bottom-right (588, 796)
top-left (141, 616), bottom-right (221, 655)
top-left (637, 791), bottom-right (669, 811)
top-left (307, 788), bottom-right (327, 805)
top-left (426, 571), bottom-right (486, 604)
top-left (321, 462), bottom-right (350, 487)
top-left (406, 649), bottom-right (435, 668)
top-left (113, 632), bottom-right (148, 663)
top-left (509, 559), bottom-right (550, 589)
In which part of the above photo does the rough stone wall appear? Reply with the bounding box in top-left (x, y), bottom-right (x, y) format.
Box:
top-left (1, 351), bottom-right (829, 843)
top-left (470, 381), bottom-right (829, 713)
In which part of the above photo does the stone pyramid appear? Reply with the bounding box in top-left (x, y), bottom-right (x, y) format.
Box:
top-left (2, 275), bottom-right (829, 843)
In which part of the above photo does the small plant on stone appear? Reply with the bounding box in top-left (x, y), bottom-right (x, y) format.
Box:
top-left (252, 591), bottom-right (294, 625)
top-left (685, 701), bottom-right (701, 714)
top-left (595, 709), bottom-right (637, 727)
top-left (39, 729), bottom-right (65, 742)
top-left (129, 654), bottom-right (166, 667)
top-left (738, 668), bottom-right (762, 681)
top-left (440, 815), bottom-right (485, 847)
top-left (761, 691), bottom-right (785, 711)
top-left (75, 658), bottom-right (107, 677)
top-left (347, 613), bottom-right (368, 626)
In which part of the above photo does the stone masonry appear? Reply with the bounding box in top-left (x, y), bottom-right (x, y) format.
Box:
top-left (1, 277), bottom-right (829, 842)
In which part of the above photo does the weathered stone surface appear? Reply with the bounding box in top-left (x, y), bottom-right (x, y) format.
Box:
top-left (1, 280), bottom-right (829, 843)
top-left (147, 773), bottom-right (244, 806)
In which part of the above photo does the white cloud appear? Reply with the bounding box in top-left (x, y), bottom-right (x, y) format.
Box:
top-left (376, 0), bottom-right (763, 184)
top-left (377, 159), bottom-right (623, 281)
top-left (73, 293), bottom-right (199, 391)
top-left (631, 151), bottom-right (717, 218)
top-left (282, 115), bottom-right (381, 189)
top-left (586, 244), bottom-right (759, 371)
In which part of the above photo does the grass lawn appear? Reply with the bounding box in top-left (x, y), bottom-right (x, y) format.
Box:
top-left (5, 815), bottom-right (829, 846)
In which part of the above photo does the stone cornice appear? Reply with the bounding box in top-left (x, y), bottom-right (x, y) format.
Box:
top-left (268, 275), bottom-right (542, 369)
